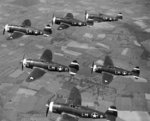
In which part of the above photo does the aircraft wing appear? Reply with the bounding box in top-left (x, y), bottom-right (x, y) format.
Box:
top-left (57, 113), bottom-right (78, 121)
top-left (57, 23), bottom-right (70, 30)
top-left (21, 19), bottom-right (31, 27)
top-left (104, 56), bottom-right (114, 67)
top-left (64, 13), bottom-right (74, 19)
top-left (7, 31), bottom-right (24, 40)
top-left (26, 68), bottom-right (46, 82)
top-left (67, 87), bottom-right (81, 106)
top-left (40, 49), bottom-right (53, 63)
top-left (102, 72), bottom-right (113, 85)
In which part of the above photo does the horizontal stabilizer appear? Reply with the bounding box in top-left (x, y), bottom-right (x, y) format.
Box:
top-left (117, 13), bottom-right (123, 20)
top-left (69, 60), bottom-right (79, 76)
top-left (105, 106), bottom-right (118, 121)
top-left (43, 24), bottom-right (52, 34)
top-left (132, 66), bottom-right (140, 78)
top-left (86, 19), bottom-right (94, 26)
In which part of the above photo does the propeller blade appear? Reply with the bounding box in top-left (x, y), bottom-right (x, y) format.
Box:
top-left (45, 94), bottom-right (55, 117)
top-left (46, 107), bottom-right (49, 117)
top-left (91, 61), bottom-right (95, 74)
top-left (20, 54), bottom-right (25, 71)
top-left (85, 10), bottom-right (87, 21)
top-left (52, 13), bottom-right (55, 25)
top-left (21, 63), bottom-right (24, 71)
top-left (85, 10), bottom-right (88, 21)
top-left (3, 28), bottom-right (5, 35)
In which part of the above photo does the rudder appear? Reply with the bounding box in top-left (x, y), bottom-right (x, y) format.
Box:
top-left (105, 106), bottom-right (118, 121)
top-left (117, 13), bottom-right (123, 20)
top-left (43, 24), bottom-right (52, 35)
top-left (69, 60), bottom-right (79, 76)
top-left (132, 66), bottom-right (140, 77)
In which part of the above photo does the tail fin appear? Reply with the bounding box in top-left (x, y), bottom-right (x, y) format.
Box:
top-left (86, 19), bottom-right (94, 26)
top-left (91, 62), bottom-right (98, 74)
top-left (117, 13), bottom-right (123, 20)
top-left (132, 66), bottom-right (140, 78)
top-left (43, 24), bottom-right (52, 35)
top-left (22, 19), bottom-right (31, 27)
top-left (69, 60), bottom-right (79, 76)
top-left (105, 106), bottom-right (118, 121)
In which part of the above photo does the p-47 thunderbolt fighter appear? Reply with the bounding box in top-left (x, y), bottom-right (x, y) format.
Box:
top-left (3, 19), bottom-right (52, 40)
top-left (91, 56), bottom-right (140, 85)
top-left (51, 13), bottom-right (94, 30)
top-left (85, 10), bottom-right (123, 23)
top-left (46, 87), bottom-right (118, 121)
top-left (20, 49), bottom-right (79, 82)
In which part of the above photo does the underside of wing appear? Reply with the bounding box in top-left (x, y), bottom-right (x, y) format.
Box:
top-left (104, 56), bottom-right (114, 67)
top-left (67, 87), bottom-right (81, 106)
top-left (65, 13), bottom-right (74, 19)
top-left (57, 23), bottom-right (70, 30)
top-left (7, 31), bottom-right (24, 40)
top-left (26, 68), bottom-right (46, 82)
top-left (99, 13), bottom-right (105, 17)
top-left (57, 113), bottom-right (78, 121)
top-left (102, 72), bottom-right (113, 85)
top-left (40, 49), bottom-right (53, 63)
top-left (21, 19), bottom-right (31, 27)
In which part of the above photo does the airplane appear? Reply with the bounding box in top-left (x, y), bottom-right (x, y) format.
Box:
top-left (20, 49), bottom-right (79, 82)
top-left (3, 19), bottom-right (52, 40)
top-left (51, 12), bottom-right (94, 30)
top-left (91, 56), bottom-right (140, 85)
top-left (45, 87), bottom-right (118, 121)
top-left (85, 10), bottom-right (123, 23)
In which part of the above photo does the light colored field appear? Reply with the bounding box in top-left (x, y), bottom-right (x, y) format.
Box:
top-left (67, 41), bottom-right (95, 49)
top-left (134, 20), bottom-right (147, 29)
top-left (9, 69), bottom-right (23, 78)
top-left (96, 42), bottom-right (110, 50)
top-left (118, 111), bottom-right (150, 121)
top-left (61, 46), bottom-right (82, 56)
top-left (145, 93), bottom-right (150, 100)
top-left (121, 48), bottom-right (129, 56)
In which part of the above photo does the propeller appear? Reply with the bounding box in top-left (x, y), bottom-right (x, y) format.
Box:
top-left (45, 94), bottom-right (55, 117)
top-left (91, 61), bottom-right (97, 74)
top-left (3, 27), bottom-right (5, 35)
top-left (91, 61), bottom-right (94, 74)
top-left (46, 99), bottom-right (51, 117)
top-left (85, 10), bottom-right (89, 21)
top-left (3, 24), bottom-right (8, 35)
top-left (20, 54), bottom-right (26, 71)
top-left (3, 24), bottom-right (10, 35)
top-left (51, 13), bottom-right (56, 25)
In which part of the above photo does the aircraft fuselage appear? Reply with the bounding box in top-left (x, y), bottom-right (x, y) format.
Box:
top-left (88, 14), bottom-right (120, 22)
top-left (6, 25), bottom-right (45, 35)
top-left (50, 102), bottom-right (108, 119)
top-left (55, 18), bottom-right (87, 26)
top-left (95, 65), bottom-right (134, 76)
top-left (23, 59), bottom-right (69, 72)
